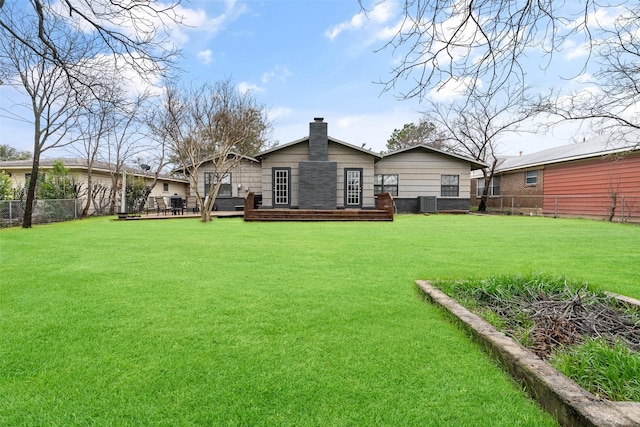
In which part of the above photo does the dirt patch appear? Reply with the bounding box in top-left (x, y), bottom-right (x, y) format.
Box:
top-left (476, 287), bottom-right (640, 358)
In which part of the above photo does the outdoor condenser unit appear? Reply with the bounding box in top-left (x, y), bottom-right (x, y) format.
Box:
top-left (418, 196), bottom-right (437, 213)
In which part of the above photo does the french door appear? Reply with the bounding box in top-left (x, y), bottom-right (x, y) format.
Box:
top-left (272, 167), bottom-right (291, 207)
top-left (344, 168), bottom-right (362, 208)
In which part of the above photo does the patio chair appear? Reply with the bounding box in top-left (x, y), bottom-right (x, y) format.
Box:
top-left (145, 197), bottom-right (156, 215)
top-left (185, 196), bottom-right (199, 213)
top-left (155, 197), bottom-right (170, 216)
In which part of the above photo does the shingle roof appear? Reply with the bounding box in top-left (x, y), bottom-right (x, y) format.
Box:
top-left (383, 144), bottom-right (488, 169)
top-left (255, 136), bottom-right (383, 159)
top-left (0, 158), bottom-right (188, 182)
top-left (495, 131), bottom-right (640, 172)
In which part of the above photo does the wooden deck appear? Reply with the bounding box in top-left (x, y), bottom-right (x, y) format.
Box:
top-left (116, 211), bottom-right (244, 220)
top-left (243, 192), bottom-right (394, 222)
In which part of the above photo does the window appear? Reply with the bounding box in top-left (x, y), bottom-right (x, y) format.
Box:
top-left (491, 176), bottom-right (501, 195)
top-left (525, 170), bottom-right (538, 185)
top-left (163, 183), bottom-right (169, 192)
top-left (374, 174), bottom-right (398, 196)
top-left (441, 175), bottom-right (459, 197)
top-left (477, 176), bottom-right (501, 196)
top-left (204, 172), bottom-right (232, 197)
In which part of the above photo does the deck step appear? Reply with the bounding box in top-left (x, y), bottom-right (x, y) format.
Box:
top-left (244, 209), bottom-right (393, 222)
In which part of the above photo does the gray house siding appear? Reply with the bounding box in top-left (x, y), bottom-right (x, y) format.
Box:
top-left (328, 142), bottom-right (376, 209)
top-left (375, 149), bottom-right (475, 213)
top-left (195, 157), bottom-right (262, 210)
top-left (260, 143), bottom-right (307, 208)
top-left (254, 119), bottom-right (483, 214)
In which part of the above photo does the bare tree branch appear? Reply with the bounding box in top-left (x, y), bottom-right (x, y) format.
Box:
top-left (0, 0), bottom-right (182, 99)
top-left (533, 5), bottom-right (640, 141)
top-left (366, 0), bottom-right (610, 100)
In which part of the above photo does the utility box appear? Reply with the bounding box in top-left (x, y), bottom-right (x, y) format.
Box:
top-left (418, 196), bottom-right (437, 213)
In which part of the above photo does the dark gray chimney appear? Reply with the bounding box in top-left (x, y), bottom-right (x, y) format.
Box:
top-left (298, 117), bottom-right (337, 209)
top-left (309, 117), bottom-right (328, 161)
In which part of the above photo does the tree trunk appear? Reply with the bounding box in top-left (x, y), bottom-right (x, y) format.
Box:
top-left (477, 174), bottom-right (490, 213)
top-left (81, 168), bottom-right (92, 218)
top-left (22, 153), bottom-right (40, 228)
top-left (201, 210), bottom-right (212, 222)
top-left (478, 188), bottom-right (489, 212)
top-left (608, 192), bottom-right (617, 222)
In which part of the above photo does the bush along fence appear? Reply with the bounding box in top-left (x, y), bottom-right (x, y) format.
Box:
top-left (472, 194), bottom-right (640, 223)
top-left (0, 199), bottom-right (79, 227)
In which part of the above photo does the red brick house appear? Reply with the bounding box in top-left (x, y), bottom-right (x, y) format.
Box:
top-left (471, 132), bottom-right (640, 222)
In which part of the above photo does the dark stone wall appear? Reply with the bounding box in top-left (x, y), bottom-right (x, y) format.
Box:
top-left (391, 197), bottom-right (470, 213)
top-left (394, 198), bottom-right (418, 213)
top-left (436, 198), bottom-right (470, 211)
top-left (298, 161), bottom-right (337, 209)
top-left (213, 197), bottom-right (245, 211)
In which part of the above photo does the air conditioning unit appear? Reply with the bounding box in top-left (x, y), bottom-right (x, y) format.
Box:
top-left (418, 196), bottom-right (437, 213)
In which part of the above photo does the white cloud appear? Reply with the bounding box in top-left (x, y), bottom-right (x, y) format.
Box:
top-left (268, 107), bottom-right (293, 121)
top-left (49, 0), bottom-right (248, 49)
top-left (564, 40), bottom-right (591, 60)
top-left (238, 81), bottom-right (264, 95)
top-left (196, 49), bottom-right (213, 64)
top-left (261, 66), bottom-right (293, 84)
top-left (325, 1), bottom-right (397, 40)
top-left (428, 77), bottom-right (480, 102)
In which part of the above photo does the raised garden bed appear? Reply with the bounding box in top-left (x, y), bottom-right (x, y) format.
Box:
top-left (417, 274), bottom-right (640, 427)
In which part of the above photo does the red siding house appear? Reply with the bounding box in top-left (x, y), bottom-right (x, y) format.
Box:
top-left (471, 132), bottom-right (640, 222)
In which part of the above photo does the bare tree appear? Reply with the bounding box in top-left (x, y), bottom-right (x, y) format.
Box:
top-left (151, 79), bottom-right (271, 222)
top-left (534, 5), bottom-right (640, 139)
top-left (0, 0), bottom-right (181, 96)
top-left (363, 1), bottom-right (624, 100)
top-left (386, 118), bottom-right (446, 152)
top-left (424, 86), bottom-right (532, 212)
top-left (102, 94), bottom-right (153, 215)
top-left (0, 0), bottom-right (182, 227)
top-left (0, 14), bottom-right (91, 227)
top-left (72, 92), bottom-right (120, 218)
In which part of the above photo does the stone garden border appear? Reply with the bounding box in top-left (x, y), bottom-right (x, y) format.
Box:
top-left (415, 280), bottom-right (640, 427)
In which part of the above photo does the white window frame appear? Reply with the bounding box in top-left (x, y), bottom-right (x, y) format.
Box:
top-left (525, 170), bottom-right (538, 186)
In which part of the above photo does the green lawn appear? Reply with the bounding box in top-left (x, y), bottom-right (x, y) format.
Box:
top-left (1, 215), bottom-right (639, 426)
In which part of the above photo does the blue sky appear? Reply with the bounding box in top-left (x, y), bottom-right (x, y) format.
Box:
top-left (0, 0), bottom-right (606, 158)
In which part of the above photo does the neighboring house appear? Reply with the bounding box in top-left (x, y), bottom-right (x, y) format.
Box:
top-left (230, 117), bottom-right (485, 213)
top-left (0, 158), bottom-right (189, 214)
top-left (471, 133), bottom-right (640, 221)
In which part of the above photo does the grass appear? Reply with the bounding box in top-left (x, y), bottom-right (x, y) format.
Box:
top-left (1, 214), bottom-right (639, 425)
top-left (551, 338), bottom-right (640, 401)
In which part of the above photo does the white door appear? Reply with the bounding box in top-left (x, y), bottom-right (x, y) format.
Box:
top-left (345, 169), bottom-right (362, 208)
top-left (273, 168), bottom-right (290, 207)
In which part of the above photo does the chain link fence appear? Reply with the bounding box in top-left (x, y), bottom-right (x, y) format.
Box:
top-left (478, 194), bottom-right (640, 223)
top-left (0, 199), bottom-right (79, 228)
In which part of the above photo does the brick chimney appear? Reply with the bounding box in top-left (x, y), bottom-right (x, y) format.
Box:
top-left (308, 117), bottom-right (328, 161)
